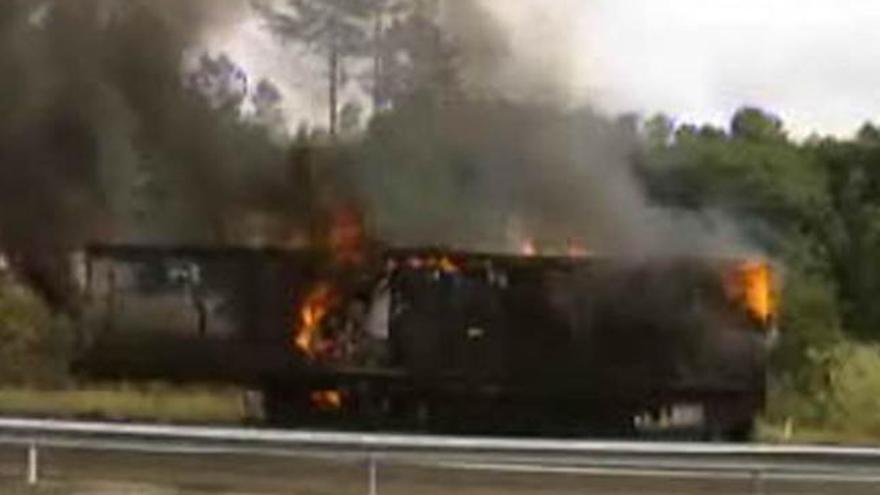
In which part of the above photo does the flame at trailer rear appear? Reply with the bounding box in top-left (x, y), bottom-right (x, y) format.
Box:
top-left (725, 260), bottom-right (777, 326)
top-left (742, 261), bottom-right (775, 324)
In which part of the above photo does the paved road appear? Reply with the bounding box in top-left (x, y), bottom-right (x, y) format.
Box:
top-left (0, 445), bottom-right (878, 494)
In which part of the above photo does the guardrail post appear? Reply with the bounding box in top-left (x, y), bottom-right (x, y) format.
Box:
top-left (751, 469), bottom-right (764, 495)
top-left (368, 453), bottom-right (378, 495)
top-left (26, 442), bottom-right (39, 486)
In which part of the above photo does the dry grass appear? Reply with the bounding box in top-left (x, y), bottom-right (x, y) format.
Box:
top-left (0, 384), bottom-right (249, 424)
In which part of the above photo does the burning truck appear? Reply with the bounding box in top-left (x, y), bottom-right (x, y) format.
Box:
top-left (72, 239), bottom-right (776, 440)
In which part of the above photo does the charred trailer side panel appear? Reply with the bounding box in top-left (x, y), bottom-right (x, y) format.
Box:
top-left (73, 245), bottom-right (328, 384)
top-left (382, 254), bottom-right (770, 438)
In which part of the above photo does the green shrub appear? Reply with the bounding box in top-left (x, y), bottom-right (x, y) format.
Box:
top-left (765, 342), bottom-right (880, 444)
top-left (0, 278), bottom-right (71, 386)
top-left (823, 344), bottom-right (880, 437)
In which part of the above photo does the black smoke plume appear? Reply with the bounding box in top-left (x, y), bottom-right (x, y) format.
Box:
top-left (0, 0), bottom-right (291, 306)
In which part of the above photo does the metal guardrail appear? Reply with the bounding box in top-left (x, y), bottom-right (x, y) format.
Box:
top-left (1, 417), bottom-right (880, 493)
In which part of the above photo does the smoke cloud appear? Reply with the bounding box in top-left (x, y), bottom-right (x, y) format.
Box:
top-left (354, 99), bottom-right (750, 257)
top-left (352, 0), bottom-right (752, 258)
top-left (0, 0), bottom-right (290, 304)
top-left (0, 0), bottom-right (755, 307)
top-left (447, 0), bottom-right (583, 104)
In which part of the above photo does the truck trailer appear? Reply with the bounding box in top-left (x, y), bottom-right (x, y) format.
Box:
top-left (73, 244), bottom-right (775, 440)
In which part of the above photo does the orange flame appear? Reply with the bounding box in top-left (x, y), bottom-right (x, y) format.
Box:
top-left (566, 240), bottom-right (591, 258)
top-left (310, 390), bottom-right (343, 410)
top-left (294, 283), bottom-right (339, 358)
top-left (437, 256), bottom-right (459, 273)
top-left (521, 238), bottom-right (537, 256)
top-left (726, 260), bottom-right (776, 326)
top-left (406, 256), bottom-right (460, 273)
top-left (742, 261), bottom-right (774, 324)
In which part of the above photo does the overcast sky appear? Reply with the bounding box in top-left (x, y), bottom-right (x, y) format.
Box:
top-left (213, 0), bottom-right (880, 138)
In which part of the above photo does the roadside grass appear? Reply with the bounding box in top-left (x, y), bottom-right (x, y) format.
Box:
top-left (0, 384), bottom-right (251, 424)
top-left (759, 342), bottom-right (880, 446)
top-left (1, 383), bottom-right (880, 446)
top-left (756, 419), bottom-right (880, 446)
